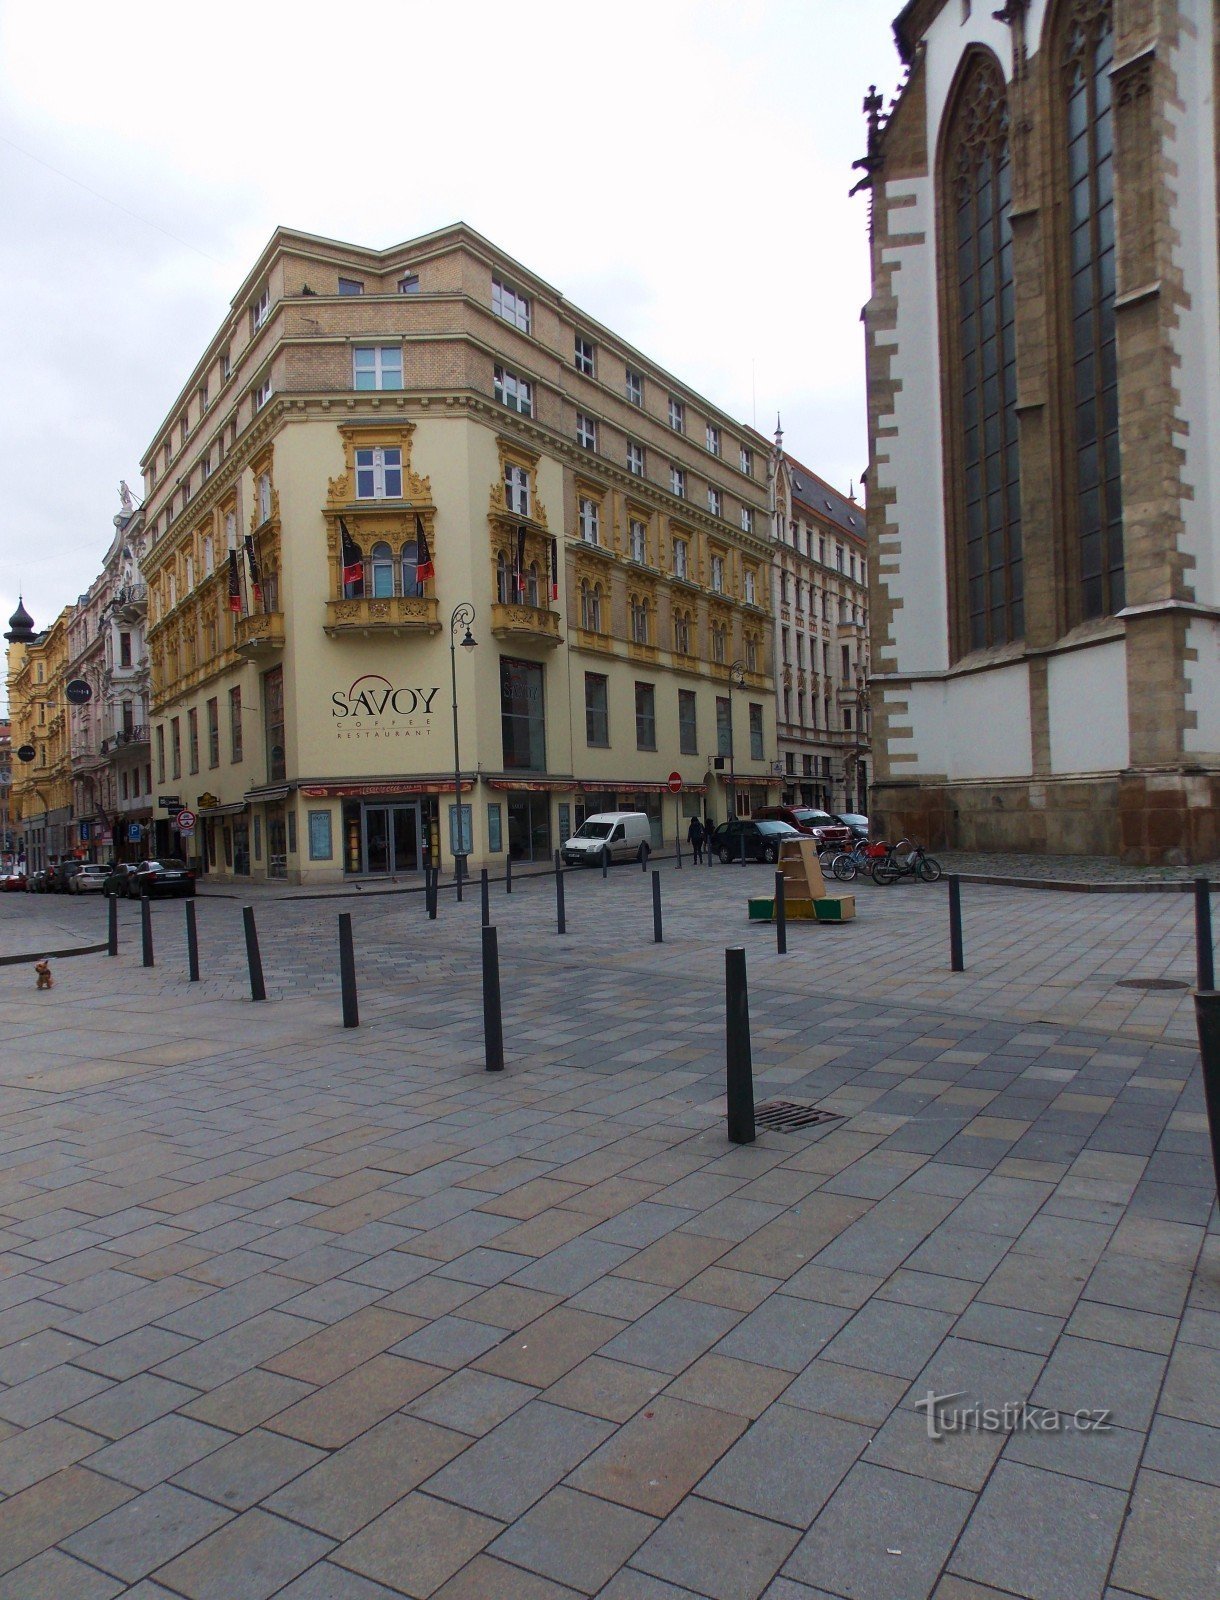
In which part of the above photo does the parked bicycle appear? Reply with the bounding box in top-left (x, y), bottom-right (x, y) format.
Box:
top-left (828, 839), bottom-right (888, 882)
top-left (872, 840), bottom-right (943, 885)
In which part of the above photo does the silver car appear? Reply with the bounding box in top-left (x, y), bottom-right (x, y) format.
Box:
top-left (70, 864), bottom-right (110, 893)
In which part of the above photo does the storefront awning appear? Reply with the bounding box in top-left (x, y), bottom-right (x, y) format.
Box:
top-left (245, 785), bottom-right (291, 803)
top-left (578, 780), bottom-right (707, 795)
top-left (485, 778), bottom-right (576, 793)
top-left (299, 781), bottom-right (472, 799)
top-left (198, 801), bottom-right (249, 818)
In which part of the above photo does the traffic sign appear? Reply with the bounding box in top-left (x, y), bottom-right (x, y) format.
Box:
top-left (65, 679), bottom-right (93, 704)
top-left (16, 745), bottom-right (35, 763)
top-left (79, 821), bottom-right (92, 841)
top-left (174, 809), bottom-right (196, 833)
top-left (667, 771), bottom-right (682, 794)
top-left (128, 824), bottom-right (143, 843)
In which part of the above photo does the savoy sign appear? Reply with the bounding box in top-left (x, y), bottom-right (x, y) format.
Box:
top-left (331, 674), bottom-right (440, 742)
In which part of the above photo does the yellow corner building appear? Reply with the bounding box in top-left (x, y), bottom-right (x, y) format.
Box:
top-left (139, 225), bottom-right (778, 884)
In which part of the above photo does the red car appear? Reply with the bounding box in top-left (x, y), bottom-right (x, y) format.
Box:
top-left (1, 870), bottom-right (26, 892)
top-left (753, 806), bottom-right (852, 848)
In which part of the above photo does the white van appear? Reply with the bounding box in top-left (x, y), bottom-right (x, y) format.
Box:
top-left (562, 812), bottom-right (652, 867)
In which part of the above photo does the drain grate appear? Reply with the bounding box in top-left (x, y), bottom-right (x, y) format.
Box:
top-left (1115, 977), bottom-right (1190, 992)
top-left (754, 1100), bottom-right (843, 1133)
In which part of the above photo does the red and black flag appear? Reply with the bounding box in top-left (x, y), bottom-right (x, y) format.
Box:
top-left (550, 535), bottom-right (559, 600)
top-left (227, 549), bottom-right (243, 614)
top-left (339, 517), bottom-right (364, 597)
top-left (516, 526), bottom-right (527, 597)
top-left (415, 514), bottom-right (435, 583)
top-left (244, 535), bottom-right (263, 611)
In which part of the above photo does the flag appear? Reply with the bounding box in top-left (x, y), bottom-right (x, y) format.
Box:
top-left (550, 536), bottom-right (559, 601)
top-left (227, 549), bottom-right (242, 613)
top-left (244, 535), bottom-right (263, 611)
top-left (339, 517), bottom-right (364, 597)
top-left (516, 526), bottom-right (527, 597)
top-left (415, 514), bottom-right (435, 583)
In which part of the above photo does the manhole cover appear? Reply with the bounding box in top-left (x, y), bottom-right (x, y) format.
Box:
top-left (754, 1100), bottom-right (843, 1132)
top-left (1114, 977), bottom-right (1190, 991)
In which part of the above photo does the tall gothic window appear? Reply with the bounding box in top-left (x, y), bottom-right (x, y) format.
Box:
top-left (945, 54), bottom-right (1023, 653)
top-left (1063, 0), bottom-right (1122, 619)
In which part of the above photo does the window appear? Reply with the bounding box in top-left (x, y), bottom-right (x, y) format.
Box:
top-left (740, 506), bottom-right (754, 534)
top-left (492, 277), bottom-right (531, 332)
top-left (504, 462), bottom-right (530, 516)
top-left (740, 445), bottom-right (753, 475)
top-left (674, 607), bottom-right (692, 654)
top-left (673, 537), bottom-right (689, 580)
top-left (397, 273), bottom-right (420, 293)
top-left (353, 346), bottom-right (403, 390)
top-left (579, 497), bottom-right (600, 544)
top-left (945, 50), bottom-right (1023, 652)
top-left (198, 381), bottom-right (209, 414)
top-left (625, 368), bottom-right (643, 406)
top-left (749, 703), bottom-right (764, 761)
top-left (220, 348), bottom-right (231, 382)
top-left (309, 810), bottom-right (334, 860)
top-left (842, 644), bottom-right (851, 678)
top-left (580, 579), bottom-right (603, 631)
top-left (207, 698), bottom-right (219, 767)
top-left (679, 689), bottom-right (698, 754)
top-left (668, 397), bottom-right (685, 432)
top-left (337, 276), bottom-right (364, 295)
top-left (156, 724), bottom-right (165, 784)
top-left (355, 446), bottom-right (403, 499)
top-left (494, 366), bottom-right (533, 415)
top-left (1063, 3), bottom-right (1122, 620)
top-left (635, 682), bottom-right (656, 750)
top-left (629, 518), bottom-right (647, 564)
top-left (170, 717), bottom-right (181, 780)
top-left (746, 633), bottom-right (758, 672)
top-left (496, 550), bottom-right (512, 604)
top-left (264, 666), bottom-right (285, 781)
top-left (187, 708), bottom-right (199, 774)
top-left (229, 686), bottom-right (243, 762)
top-left (706, 423), bottom-right (721, 457)
top-left (670, 466), bottom-right (686, 499)
top-left (251, 287), bottom-right (269, 332)
top-left (525, 561), bottom-right (539, 606)
top-left (711, 554), bottom-right (725, 594)
top-left (257, 470), bottom-right (272, 525)
top-left (574, 336), bottom-right (595, 376)
top-left (630, 595), bottom-right (650, 645)
top-left (745, 569), bottom-right (757, 606)
top-left (119, 631), bottom-right (132, 667)
top-left (501, 657), bottom-right (545, 770)
top-left (200, 449), bottom-right (212, 482)
top-left (254, 377), bottom-right (272, 411)
top-left (369, 542), bottom-right (395, 597)
top-left (627, 441), bottom-right (644, 477)
top-left (844, 707), bottom-right (853, 731)
top-left (711, 621), bottom-right (727, 663)
top-left (716, 695), bottom-right (732, 756)
top-left (121, 769), bottom-right (128, 801)
top-left (585, 673), bottom-right (609, 746)
top-left (576, 412), bottom-right (597, 450)
top-left (708, 487), bottom-right (722, 518)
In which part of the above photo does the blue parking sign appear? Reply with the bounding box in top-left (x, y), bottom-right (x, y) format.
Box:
top-left (79, 821), bottom-right (92, 841)
top-left (128, 824), bottom-right (143, 843)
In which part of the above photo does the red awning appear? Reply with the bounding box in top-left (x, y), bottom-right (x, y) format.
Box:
top-left (299, 781), bottom-right (472, 799)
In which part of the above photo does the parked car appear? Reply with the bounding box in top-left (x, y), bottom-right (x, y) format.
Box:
top-left (711, 818), bottom-right (802, 864)
top-left (754, 806), bottom-right (852, 848)
top-left (69, 864), bottom-right (110, 894)
top-left (1, 870), bottom-right (26, 892)
top-left (25, 869), bottom-right (50, 893)
top-left (103, 863), bottom-right (140, 898)
top-left (562, 812), bottom-right (653, 867)
top-left (48, 861), bottom-right (87, 894)
top-left (130, 858), bottom-right (197, 898)
top-left (832, 812), bottom-right (870, 841)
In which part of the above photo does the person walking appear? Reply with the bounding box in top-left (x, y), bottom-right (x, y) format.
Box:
top-left (687, 814), bottom-right (706, 865)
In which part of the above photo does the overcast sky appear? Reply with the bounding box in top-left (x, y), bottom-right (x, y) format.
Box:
top-left (0, 0), bottom-right (903, 661)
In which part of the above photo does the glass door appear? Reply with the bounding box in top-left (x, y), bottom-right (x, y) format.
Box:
top-left (364, 807), bottom-right (391, 874)
top-left (392, 805), bottom-right (420, 873)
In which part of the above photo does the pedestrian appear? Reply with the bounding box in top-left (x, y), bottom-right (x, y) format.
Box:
top-left (687, 813), bottom-right (706, 865)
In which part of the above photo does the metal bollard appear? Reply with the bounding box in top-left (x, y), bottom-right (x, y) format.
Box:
top-left (243, 906), bottom-right (266, 1002)
top-left (506, 853), bottom-right (512, 895)
top-left (338, 911), bottom-right (359, 1028)
top-left (107, 892), bottom-right (118, 957)
top-left (602, 848), bottom-right (608, 881)
top-left (427, 866), bottom-right (437, 920)
top-left (185, 899), bottom-right (199, 982)
top-left (676, 839), bottom-right (682, 870)
top-left (725, 947), bottom-right (756, 1144)
top-left (556, 860), bottom-right (567, 935)
top-left (455, 854), bottom-right (464, 905)
top-left (141, 894), bottom-right (154, 968)
top-left (482, 924), bottom-right (505, 1072)
top-left (480, 868), bottom-right (490, 928)
top-left (775, 870), bottom-right (787, 955)
top-left (652, 870), bottom-right (663, 943)
top-left (1194, 991), bottom-right (1220, 1203)
top-left (949, 874), bottom-right (965, 973)
top-left (641, 849), bottom-right (648, 873)
top-left (1196, 879), bottom-right (1215, 993)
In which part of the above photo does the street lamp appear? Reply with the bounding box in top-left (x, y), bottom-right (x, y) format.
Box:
top-left (449, 602), bottom-right (477, 885)
top-left (728, 659), bottom-right (746, 862)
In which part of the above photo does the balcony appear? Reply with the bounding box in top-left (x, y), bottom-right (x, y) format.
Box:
top-left (489, 603), bottom-right (562, 648)
top-left (235, 611), bottom-right (286, 656)
top-left (324, 596), bottom-right (439, 638)
top-left (112, 725), bottom-right (149, 749)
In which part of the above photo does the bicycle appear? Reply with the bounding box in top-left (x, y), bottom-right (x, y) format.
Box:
top-left (872, 840), bottom-right (944, 885)
top-left (828, 839), bottom-right (887, 882)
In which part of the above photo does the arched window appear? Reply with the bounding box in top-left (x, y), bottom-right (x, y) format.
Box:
top-left (630, 595), bottom-right (649, 645)
top-left (497, 551), bottom-right (511, 604)
top-left (674, 609), bottom-right (690, 655)
top-left (401, 540), bottom-right (422, 597)
top-left (1061, 0), bottom-right (1121, 618)
top-left (526, 562), bottom-right (539, 607)
top-left (711, 621), bottom-right (726, 663)
top-left (943, 52), bottom-right (1023, 653)
top-left (581, 580), bottom-right (602, 632)
top-left (369, 541), bottom-right (394, 598)
top-left (745, 634), bottom-right (758, 673)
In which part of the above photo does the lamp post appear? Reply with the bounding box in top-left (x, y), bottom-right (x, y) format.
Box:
top-left (449, 603), bottom-right (477, 885)
top-left (728, 659), bottom-right (746, 850)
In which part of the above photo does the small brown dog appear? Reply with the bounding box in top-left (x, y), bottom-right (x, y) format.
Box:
top-left (34, 960), bottom-right (53, 990)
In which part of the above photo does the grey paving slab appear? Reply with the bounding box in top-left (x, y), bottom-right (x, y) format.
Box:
top-left (630, 1495), bottom-right (801, 1600)
top-left (153, 1508), bottom-right (336, 1599)
top-left (171, 1427), bottom-right (327, 1511)
top-left (488, 1485), bottom-right (656, 1593)
top-left (697, 1403), bottom-right (869, 1526)
top-left (82, 1414), bottom-right (232, 1489)
top-left (423, 1399), bottom-right (612, 1521)
top-left (61, 1483), bottom-right (234, 1584)
top-left (0, 1549), bottom-right (125, 1600)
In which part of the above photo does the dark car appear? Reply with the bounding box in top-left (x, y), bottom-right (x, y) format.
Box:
top-left (104, 863), bottom-right (139, 898)
top-left (48, 861), bottom-right (87, 894)
top-left (832, 812), bottom-right (870, 841)
top-left (25, 869), bottom-right (50, 893)
top-left (711, 818), bottom-right (801, 864)
top-left (130, 858), bottom-right (196, 898)
top-left (753, 806), bottom-right (852, 848)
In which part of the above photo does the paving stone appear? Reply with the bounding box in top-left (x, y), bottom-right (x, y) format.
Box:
top-left (0, 1548), bottom-right (125, 1600)
top-left (1003, 1418), bottom-right (1146, 1491)
top-left (409, 1368), bottom-right (538, 1435)
top-left (72, 1327), bottom-right (197, 1380)
top-left (712, 1293), bottom-right (853, 1373)
top-left (1157, 1340), bottom-right (1220, 1427)
top-left (423, 1399), bottom-right (612, 1521)
top-left (63, 1374), bottom-right (200, 1441)
top-left (0, 1364), bottom-right (113, 1428)
top-left (432, 1556), bottom-right (582, 1599)
top-left (630, 1495), bottom-right (801, 1600)
top-left (276, 1565), bottom-right (413, 1600)
top-left (177, 1368), bottom-right (312, 1433)
top-left (1110, 1469), bottom-right (1220, 1600)
top-left (0, 1467), bottom-right (136, 1578)
top-left (489, 1484), bottom-right (656, 1592)
top-left (663, 1354), bottom-right (793, 1420)
top-left (151, 1310), bottom-right (323, 1390)
top-left (1143, 1414), bottom-right (1220, 1487)
top-left (699, 1403), bottom-right (868, 1525)
top-left (390, 1314), bottom-right (510, 1369)
top-left (330, 1491), bottom-right (501, 1596)
top-left (0, 1419), bottom-right (107, 1495)
top-left (1031, 1336), bottom-right (1167, 1433)
top-left (951, 1303), bottom-right (1064, 1357)
top-left (774, 1356), bottom-right (908, 1427)
top-left (261, 1306), bottom-right (420, 1383)
top-left (511, 1239), bottom-right (637, 1296)
top-left (263, 1353), bottom-right (447, 1448)
top-left (151, 1507), bottom-right (333, 1598)
top-left (171, 1427), bottom-right (326, 1511)
top-left (62, 1483), bottom-right (233, 1584)
top-left (475, 1306), bottom-right (626, 1387)
top-left (567, 1396), bottom-right (747, 1516)
top-left (600, 1297), bottom-right (742, 1376)
top-left (83, 1414), bottom-right (232, 1489)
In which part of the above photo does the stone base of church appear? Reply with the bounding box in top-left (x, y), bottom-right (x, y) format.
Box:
top-left (869, 770), bottom-right (1220, 865)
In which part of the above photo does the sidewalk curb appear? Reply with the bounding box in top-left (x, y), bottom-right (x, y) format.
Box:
top-left (0, 942), bottom-right (110, 967)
